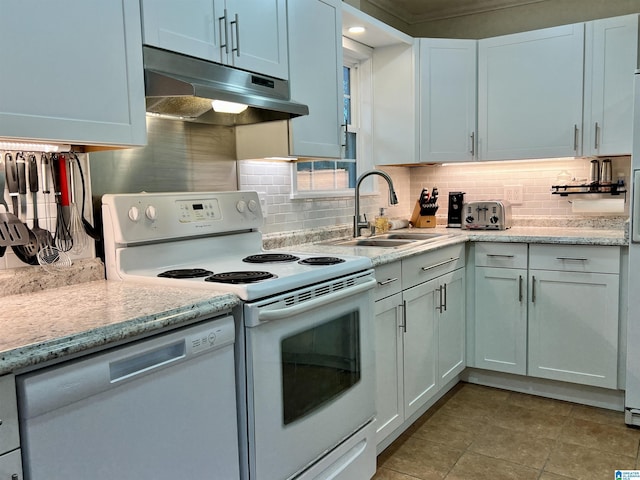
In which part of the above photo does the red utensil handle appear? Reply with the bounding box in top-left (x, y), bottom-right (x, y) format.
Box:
top-left (58, 155), bottom-right (71, 207)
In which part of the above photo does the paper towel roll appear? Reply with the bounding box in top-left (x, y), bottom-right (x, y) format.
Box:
top-left (571, 198), bottom-right (625, 214)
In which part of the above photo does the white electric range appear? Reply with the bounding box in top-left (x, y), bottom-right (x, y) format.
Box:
top-left (102, 191), bottom-right (378, 480)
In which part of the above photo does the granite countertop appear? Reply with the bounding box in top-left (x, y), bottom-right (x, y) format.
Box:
top-left (0, 280), bottom-right (239, 376)
top-left (282, 226), bottom-right (627, 267)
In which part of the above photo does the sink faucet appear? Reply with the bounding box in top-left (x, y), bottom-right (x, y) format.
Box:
top-left (354, 169), bottom-right (399, 237)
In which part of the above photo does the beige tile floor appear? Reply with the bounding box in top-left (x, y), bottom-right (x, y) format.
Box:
top-left (374, 382), bottom-right (640, 480)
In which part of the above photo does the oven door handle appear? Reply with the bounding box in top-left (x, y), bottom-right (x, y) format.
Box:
top-left (258, 278), bottom-right (377, 322)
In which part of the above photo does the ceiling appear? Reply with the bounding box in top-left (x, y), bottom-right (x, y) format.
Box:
top-left (362, 0), bottom-right (548, 25)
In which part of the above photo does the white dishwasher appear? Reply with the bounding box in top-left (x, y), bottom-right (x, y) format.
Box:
top-left (16, 315), bottom-right (240, 480)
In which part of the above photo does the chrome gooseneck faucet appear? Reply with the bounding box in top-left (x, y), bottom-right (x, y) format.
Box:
top-left (354, 169), bottom-right (399, 237)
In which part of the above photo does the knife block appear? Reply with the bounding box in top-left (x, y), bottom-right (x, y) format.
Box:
top-left (409, 200), bottom-right (438, 228)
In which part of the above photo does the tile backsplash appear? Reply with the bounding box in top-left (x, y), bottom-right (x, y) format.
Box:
top-left (240, 157), bottom-right (630, 235)
top-left (408, 156), bottom-right (631, 220)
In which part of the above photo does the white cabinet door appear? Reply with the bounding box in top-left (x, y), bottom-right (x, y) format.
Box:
top-left (140, 0), bottom-right (223, 63)
top-left (528, 270), bottom-right (619, 389)
top-left (0, 449), bottom-right (22, 480)
top-left (287, 0), bottom-right (342, 158)
top-left (478, 24), bottom-right (584, 160)
top-left (438, 268), bottom-right (466, 385)
top-left (373, 293), bottom-right (404, 446)
top-left (0, 0), bottom-right (146, 147)
top-left (402, 278), bottom-right (438, 419)
top-left (0, 375), bottom-right (18, 456)
top-left (475, 267), bottom-right (528, 375)
top-left (373, 42), bottom-right (419, 165)
top-left (583, 14), bottom-right (639, 157)
top-left (225, 0), bottom-right (288, 79)
top-left (419, 39), bottom-right (477, 162)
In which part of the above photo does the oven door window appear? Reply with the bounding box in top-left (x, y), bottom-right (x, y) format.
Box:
top-left (281, 312), bottom-right (360, 425)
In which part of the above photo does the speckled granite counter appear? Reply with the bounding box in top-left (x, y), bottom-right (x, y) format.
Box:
top-left (0, 280), bottom-right (239, 375)
top-left (280, 226), bottom-right (627, 267)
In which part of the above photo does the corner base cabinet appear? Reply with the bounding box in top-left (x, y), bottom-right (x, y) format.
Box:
top-left (0, 0), bottom-right (146, 147)
top-left (473, 243), bottom-right (620, 390)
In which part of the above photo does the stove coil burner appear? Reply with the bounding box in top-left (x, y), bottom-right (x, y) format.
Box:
top-left (205, 271), bottom-right (276, 284)
top-left (157, 268), bottom-right (213, 279)
top-left (299, 256), bottom-right (346, 266)
top-left (242, 253), bottom-right (300, 263)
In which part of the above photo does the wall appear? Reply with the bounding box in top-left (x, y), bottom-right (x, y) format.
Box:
top-left (406, 156), bottom-right (630, 223)
top-left (238, 160), bottom-right (412, 234)
top-left (356, 0), bottom-right (639, 38)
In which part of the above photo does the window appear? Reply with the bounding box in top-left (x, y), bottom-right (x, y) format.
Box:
top-left (292, 39), bottom-right (373, 197)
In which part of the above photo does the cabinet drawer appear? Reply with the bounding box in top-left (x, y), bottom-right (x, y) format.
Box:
top-left (402, 244), bottom-right (465, 288)
top-left (0, 449), bottom-right (23, 480)
top-left (0, 375), bottom-right (19, 455)
top-left (374, 262), bottom-right (402, 301)
top-left (475, 242), bottom-right (528, 269)
top-left (529, 244), bottom-right (620, 273)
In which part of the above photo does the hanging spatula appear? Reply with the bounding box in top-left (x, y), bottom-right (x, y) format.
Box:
top-left (0, 153), bottom-right (29, 248)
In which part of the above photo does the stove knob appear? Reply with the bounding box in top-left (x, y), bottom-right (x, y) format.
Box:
top-left (236, 200), bottom-right (247, 213)
top-left (128, 206), bottom-right (140, 222)
top-left (248, 199), bottom-right (259, 213)
top-left (490, 215), bottom-right (499, 224)
top-left (465, 215), bottom-right (474, 223)
top-left (145, 205), bottom-right (158, 221)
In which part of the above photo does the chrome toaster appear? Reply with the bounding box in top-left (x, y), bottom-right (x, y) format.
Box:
top-left (462, 200), bottom-right (512, 230)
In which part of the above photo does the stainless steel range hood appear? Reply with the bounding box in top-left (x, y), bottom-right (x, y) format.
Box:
top-left (143, 46), bottom-right (309, 126)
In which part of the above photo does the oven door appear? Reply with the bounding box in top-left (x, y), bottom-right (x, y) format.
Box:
top-left (243, 271), bottom-right (376, 480)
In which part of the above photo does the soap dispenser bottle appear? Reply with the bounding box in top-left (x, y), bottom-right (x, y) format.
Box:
top-left (375, 208), bottom-right (390, 234)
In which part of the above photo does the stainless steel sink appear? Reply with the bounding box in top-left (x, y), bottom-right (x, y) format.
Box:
top-left (329, 238), bottom-right (417, 248)
top-left (378, 232), bottom-right (447, 241)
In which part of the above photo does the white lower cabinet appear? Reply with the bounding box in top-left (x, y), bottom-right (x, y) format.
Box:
top-left (373, 245), bottom-right (465, 447)
top-left (0, 450), bottom-right (22, 480)
top-left (474, 243), bottom-right (620, 389)
top-left (528, 245), bottom-right (620, 389)
top-left (474, 243), bottom-right (528, 375)
top-left (0, 374), bottom-right (21, 480)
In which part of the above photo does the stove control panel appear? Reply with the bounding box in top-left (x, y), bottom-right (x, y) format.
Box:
top-left (177, 199), bottom-right (221, 223)
top-left (102, 191), bottom-right (264, 245)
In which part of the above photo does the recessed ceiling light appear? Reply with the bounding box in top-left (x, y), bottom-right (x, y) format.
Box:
top-left (348, 26), bottom-right (366, 34)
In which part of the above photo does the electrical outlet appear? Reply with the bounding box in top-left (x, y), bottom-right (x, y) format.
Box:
top-left (504, 185), bottom-right (523, 205)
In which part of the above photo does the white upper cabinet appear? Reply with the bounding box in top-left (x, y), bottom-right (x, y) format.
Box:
top-left (287, 0), bottom-right (342, 158)
top-left (583, 14), bottom-right (639, 157)
top-left (419, 39), bottom-right (477, 162)
top-left (0, 0), bottom-right (146, 147)
top-left (373, 41), bottom-right (419, 164)
top-left (140, 0), bottom-right (224, 63)
top-left (478, 24), bottom-right (585, 160)
top-left (140, 0), bottom-right (289, 79)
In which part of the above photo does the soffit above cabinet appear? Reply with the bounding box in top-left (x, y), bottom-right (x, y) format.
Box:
top-left (342, 3), bottom-right (413, 47)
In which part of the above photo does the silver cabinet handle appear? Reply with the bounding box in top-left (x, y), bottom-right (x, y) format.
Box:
top-left (421, 257), bottom-right (459, 272)
top-left (594, 122), bottom-right (600, 150)
top-left (531, 275), bottom-right (536, 303)
top-left (12, 475), bottom-right (19, 480)
top-left (470, 132), bottom-right (475, 157)
top-left (518, 275), bottom-right (523, 302)
top-left (573, 124), bottom-right (579, 151)
top-left (377, 277), bottom-right (399, 286)
top-left (436, 285), bottom-right (444, 313)
top-left (400, 300), bottom-right (407, 333)
top-left (219, 9), bottom-right (229, 54)
top-left (443, 283), bottom-right (447, 312)
top-left (486, 254), bottom-right (514, 258)
top-left (556, 257), bottom-right (588, 262)
top-left (230, 13), bottom-right (240, 56)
